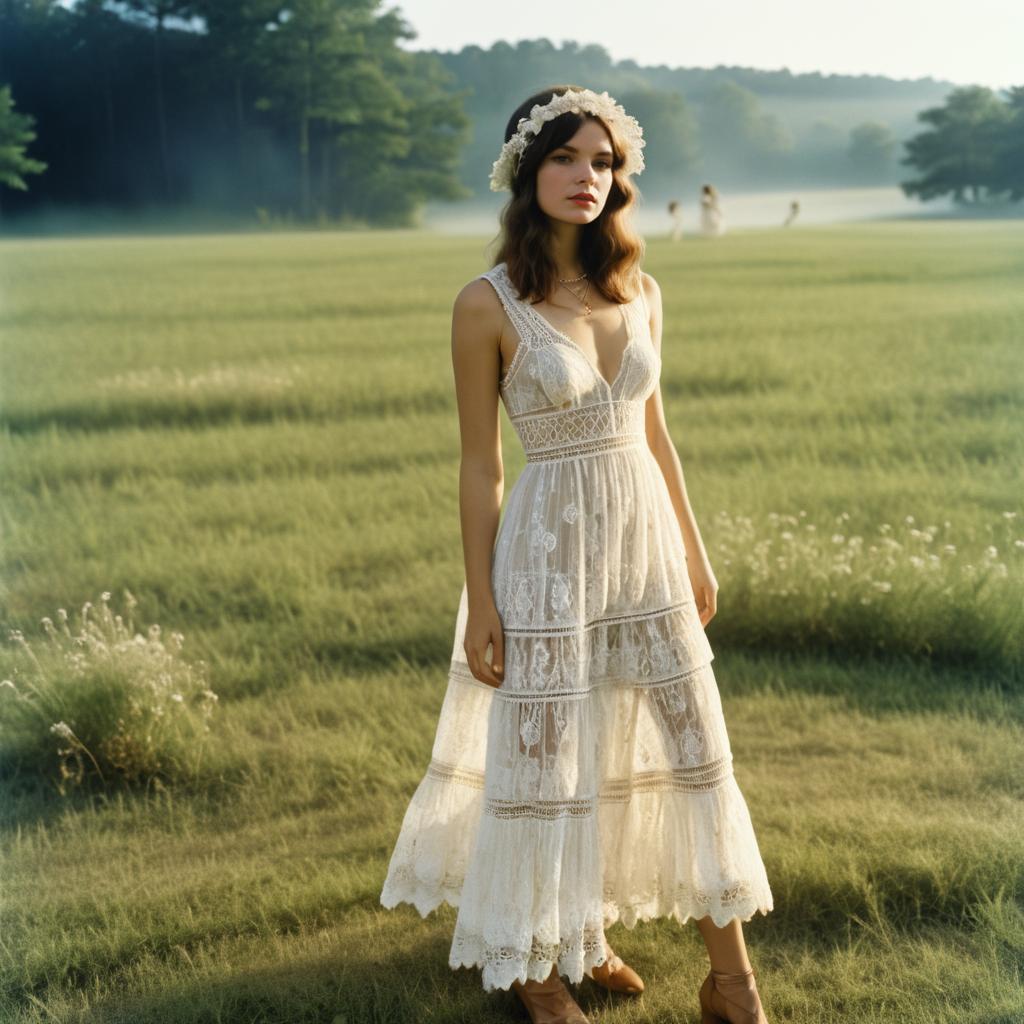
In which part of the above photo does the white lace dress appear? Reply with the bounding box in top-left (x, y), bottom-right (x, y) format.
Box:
top-left (379, 261), bottom-right (773, 991)
top-left (700, 195), bottom-right (725, 237)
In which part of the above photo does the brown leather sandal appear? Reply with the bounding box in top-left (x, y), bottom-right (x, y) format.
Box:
top-left (585, 941), bottom-right (645, 994)
top-left (698, 965), bottom-right (768, 1024)
top-left (511, 966), bottom-right (591, 1024)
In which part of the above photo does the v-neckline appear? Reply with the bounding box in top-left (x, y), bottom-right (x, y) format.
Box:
top-left (518, 283), bottom-right (637, 393)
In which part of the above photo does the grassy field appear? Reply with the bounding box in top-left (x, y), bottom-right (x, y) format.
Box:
top-left (1, 222), bottom-right (1022, 1023)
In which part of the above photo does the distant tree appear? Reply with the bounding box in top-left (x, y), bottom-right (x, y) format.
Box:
top-left (255, 0), bottom-right (394, 220)
top-left (792, 118), bottom-right (847, 184)
top-left (754, 112), bottom-right (792, 158)
top-left (697, 79), bottom-right (791, 179)
top-left (252, 0), bottom-right (469, 223)
top-left (698, 80), bottom-right (761, 165)
top-left (189, 0), bottom-right (280, 147)
top-left (847, 121), bottom-right (896, 179)
top-left (901, 85), bottom-right (1012, 204)
top-left (117, 0), bottom-right (199, 200)
top-left (341, 48), bottom-right (472, 225)
top-left (803, 118), bottom-right (845, 151)
top-left (0, 84), bottom-right (48, 216)
top-left (72, 0), bottom-right (136, 158)
top-left (618, 88), bottom-right (699, 192)
top-left (988, 85), bottom-right (1024, 201)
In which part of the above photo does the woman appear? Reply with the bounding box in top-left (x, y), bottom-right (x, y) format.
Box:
top-left (380, 85), bottom-right (774, 1024)
top-left (668, 199), bottom-right (685, 241)
top-left (700, 184), bottom-right (726, 237)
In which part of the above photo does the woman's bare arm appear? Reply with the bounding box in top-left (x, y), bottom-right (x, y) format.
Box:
top-left (450, 278), bottom-right (507, 686)
top-left (640, 271), bottom-right (720, 626)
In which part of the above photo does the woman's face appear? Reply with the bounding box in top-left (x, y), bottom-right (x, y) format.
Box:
top-left (534, 118), bottom-right (615, 225)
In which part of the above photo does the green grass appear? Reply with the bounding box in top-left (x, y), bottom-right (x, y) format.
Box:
top-left (1, 222), bottom-right (1022, 1023)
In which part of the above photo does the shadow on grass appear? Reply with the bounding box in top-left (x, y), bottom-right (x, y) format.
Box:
top-left (661, 371), bottom-right (788, 400)
top-left (0, 389), bottom-right (452, 436)
top-left (21, 900), bottom-right (1022, 1024)
top-left (707, 645), bottom-right (1022, 720)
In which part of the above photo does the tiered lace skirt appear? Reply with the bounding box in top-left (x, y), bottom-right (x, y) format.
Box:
top-left (380, 433), bottom-right (774, 991)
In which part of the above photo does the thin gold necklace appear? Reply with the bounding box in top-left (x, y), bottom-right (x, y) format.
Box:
top-left (557, 273), bottom-right (592, 316)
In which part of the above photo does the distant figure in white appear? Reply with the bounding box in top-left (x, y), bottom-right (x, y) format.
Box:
top-left (667, 200), bottom-right (684, 241)
top-left (699, 184), bottom-right (724, 237)
top-left (783, 200), bottom-right (800, 227)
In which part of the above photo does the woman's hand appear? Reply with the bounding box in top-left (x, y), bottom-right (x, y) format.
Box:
top-left (464, 600), bottom-right (506, 688)
top-left (687, 554), bottom-right (719, 628)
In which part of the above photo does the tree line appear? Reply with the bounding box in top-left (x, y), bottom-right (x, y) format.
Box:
top-left (0, 0), bottom-right (1021, 226)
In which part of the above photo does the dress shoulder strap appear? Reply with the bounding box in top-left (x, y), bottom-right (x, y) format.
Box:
top-left (478, 263), bottom-right (537, 349)
top-left (635, 267), bottom-right (650, 324)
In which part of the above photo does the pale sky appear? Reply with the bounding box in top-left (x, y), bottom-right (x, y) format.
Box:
top-left (392, 0), bottom-right (1022, 92)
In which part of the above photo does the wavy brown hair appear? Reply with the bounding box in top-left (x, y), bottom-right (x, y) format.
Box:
top-left (488, 84), bottom-right (646, 306)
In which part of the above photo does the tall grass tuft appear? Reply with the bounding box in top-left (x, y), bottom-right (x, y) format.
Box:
top-left (0, 590), bottom-right (219, 795)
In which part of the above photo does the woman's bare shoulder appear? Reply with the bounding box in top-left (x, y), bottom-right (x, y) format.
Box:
top-left (639, 270), bottom-right (662, 305)
top-left (451, 274), bottom-right (504, 349)
top-left (454, 276), bottom-right (505, 327)
top-left (454, 274), bottom-right (503, 313)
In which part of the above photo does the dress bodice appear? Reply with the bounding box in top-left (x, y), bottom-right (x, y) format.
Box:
top-left (477, 262), bottom-right (662, 463)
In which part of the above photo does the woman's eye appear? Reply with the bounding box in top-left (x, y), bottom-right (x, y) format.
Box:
top-left (554, 156), bottom-right (611, 168)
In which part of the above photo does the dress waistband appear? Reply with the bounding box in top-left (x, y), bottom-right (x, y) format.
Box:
top-left (525, 432), bottom-right (647, 463)
top-left (512, 400), bottom-right (647, 464)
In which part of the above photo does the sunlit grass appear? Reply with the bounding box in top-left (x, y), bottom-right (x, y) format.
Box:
top-left (0, 221), bottom-right (1021, 1022)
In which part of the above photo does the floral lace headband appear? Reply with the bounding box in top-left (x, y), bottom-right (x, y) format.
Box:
top-left (489, 87), bottom-right (647, 192)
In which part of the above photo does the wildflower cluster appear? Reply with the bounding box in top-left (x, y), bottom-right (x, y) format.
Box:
top-left (1, 590), bottom-right (218, 794)
top-left (712, 509), bottom-right (1020, 600)
top-left (705, 508), bottom-right (1022, 664)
